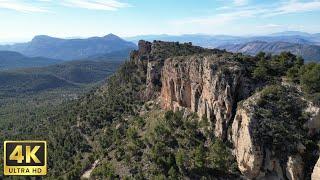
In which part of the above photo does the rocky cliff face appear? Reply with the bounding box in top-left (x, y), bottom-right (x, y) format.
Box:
top-left (230, 93), bottom-right (264, 179)
top-left (160, 55), bottom-right (251, 139)
top-left (130, 40), bottom-right (319, 180)
top-left (131, 40), bottom-right (226, 100)
top-left (230, 93), bottom-right (305, 180)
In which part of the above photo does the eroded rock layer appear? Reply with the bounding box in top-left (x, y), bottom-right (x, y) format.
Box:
top-left (160, 55), bottom-right (250, 139)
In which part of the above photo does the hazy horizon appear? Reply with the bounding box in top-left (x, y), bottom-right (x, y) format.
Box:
top-left (1, 0), bottom-right (320, 42)
top-left (0, 30), bottom-right (319, 44)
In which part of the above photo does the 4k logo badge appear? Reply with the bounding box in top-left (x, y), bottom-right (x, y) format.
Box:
top-left (4, 141), bottom-right (47, 176)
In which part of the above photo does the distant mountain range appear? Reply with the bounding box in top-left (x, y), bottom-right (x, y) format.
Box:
top-left (0, 51), bottom-right (63, 70)
top-left (126, 31), bottom-right (320, 61)
top-left (127, 31), bottom-right (320, 47)
top-left (0, 34), bottom-right (137, 60)
top-left (0, 31), bottom-right (320, 64)
top-left (219, 41), bottom-right (320, 61)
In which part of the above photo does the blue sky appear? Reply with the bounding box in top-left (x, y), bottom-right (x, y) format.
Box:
top-left (0, 0), bottom-right (320, 42)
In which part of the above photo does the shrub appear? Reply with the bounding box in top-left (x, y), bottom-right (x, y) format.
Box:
top-left (300, 63), bottom-right (320, 94)
top-left (252, 85), bottom-right (309, 163)
top-left (208, 140), bottom-right (230, 171)
top-left (175, 149), bottom-right (186, 171)
top-left (253, 51), bottom-right (305, 82)
top-left (312, 93), bottom-right (320, 106)
top-left (286, 66), bottom-right (300, 83)
top-left (194, 145), bottom-right (205, 168)
top-left (252, 59), bottom-right (269, 80)
top-left (91, 162), bottom-right (117, 179)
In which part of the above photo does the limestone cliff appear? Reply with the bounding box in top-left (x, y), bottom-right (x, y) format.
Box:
top-left (230, 92), bottom-right (306, 180)
top-left (130, 40), bottom-right (225, 100)
top-left (230, 93), bottom-right (264, 179)
top-left (129, 41), bottom-right (319, 180)
top-left (131, 41), bottom-right (251, 139)
top-left (160, 55), bottom-right (251, 139)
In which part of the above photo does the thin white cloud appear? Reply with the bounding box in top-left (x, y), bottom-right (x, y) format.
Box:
top-left (172, 6), bottom-right (266, 26)
top-left (233, 0), bottom-right (249, 6)
top-left (0, 0), bottom-right (49, 13)
top-left (61, 0), bottom-right (130, 11)
top-left (215, 6), bottom-right (230, 10)
top-left (257, 24), bottom-right (283, 29)
top-left (264, 0), bottom-right (320, 17)
top-left (173, 0), bottom-right (320, 26)
top-left (216, 0), bottom-right (249, 10)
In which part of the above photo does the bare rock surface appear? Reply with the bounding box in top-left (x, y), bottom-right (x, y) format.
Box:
top-left (160, 55), bottom-right (250, 139)
top-left (231, 92), bottom-right (306, 180)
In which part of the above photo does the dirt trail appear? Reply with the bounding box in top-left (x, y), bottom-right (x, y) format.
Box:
top-left (77, 114), bottom-right (99, 179)
top-left (81, 160), bottom-right (99, 179)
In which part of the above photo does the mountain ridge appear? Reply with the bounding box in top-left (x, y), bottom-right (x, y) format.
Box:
top-left (126, 31), bottom-right (320, 61)
top-left (218, 41), bottom-right (320, 61)
top-left (0, 34), bottom-right (137, 60)
top-left (126, 31), bottom-right (320, 45)
top-left (0, 50), bottom-right (63, 70)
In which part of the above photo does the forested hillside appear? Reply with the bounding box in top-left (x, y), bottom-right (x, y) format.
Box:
top-left (0, 60), bottom-right (122, 95)
top-left (0, 51), bottom-right (62, 70)
top-left (0, 41), bottom-right (319, 179)
top-left (0, 60), bottom-right (123, 179)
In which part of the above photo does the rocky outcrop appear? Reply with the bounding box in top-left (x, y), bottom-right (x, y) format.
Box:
top-left (306, 101), bottom-right (320, 135)
top-left (286, 155), bottom-right (304, 180)
top-left (230, 94), bottom-right (263, 178)
top-left (312, 158), bottom-right (320, 180)
top-left (231, 92), bottom-right (305, 180)
top-left (130, 41), bottom-right (318, 179)
top-left (133, 40), bottom-right (227, 100)
top-left (145, 60), bottom-right (163, 99)
top-left (160, 54), bottom-right (251, 139)
top-left (130, 40), bottom-right (152, 63)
